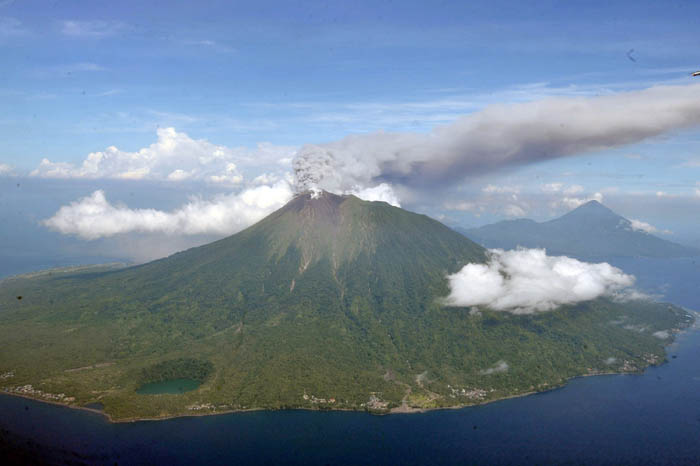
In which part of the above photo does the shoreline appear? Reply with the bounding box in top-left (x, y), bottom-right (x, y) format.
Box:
top-left (0, 365), bottom-right (667, 423)
top-left (6, 318), bottom-right (696, 424)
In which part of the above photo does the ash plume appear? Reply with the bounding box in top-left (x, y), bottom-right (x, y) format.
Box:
top-left (293, 83), bottom-right (700, 192)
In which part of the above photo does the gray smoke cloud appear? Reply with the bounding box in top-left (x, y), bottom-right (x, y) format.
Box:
top-left (293, 83), bottom-right (700, 192)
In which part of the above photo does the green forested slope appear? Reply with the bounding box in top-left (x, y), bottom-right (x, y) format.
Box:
top-left (0, 192), bottom-right (692, 420)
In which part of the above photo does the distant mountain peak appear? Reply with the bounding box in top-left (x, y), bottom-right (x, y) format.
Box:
top-left (579, 199), bottom-right (604, 208)
top-left (463, 198), bottom-right (700, 258)
top-left (553, 200), bottom-right (622, 226)
top-left (567, 200), bottom-right (617, 216)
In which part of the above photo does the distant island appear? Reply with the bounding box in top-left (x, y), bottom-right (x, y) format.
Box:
top-left (0, 192), bottom-right (693, 421)
top-left (459, 200), bottom-right (700, 260)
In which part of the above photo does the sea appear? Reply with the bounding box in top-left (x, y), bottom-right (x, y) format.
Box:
top-left (1, 256), bottom-right (699, 465)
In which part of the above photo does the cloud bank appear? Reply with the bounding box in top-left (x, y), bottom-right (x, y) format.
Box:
top-left (293, 83), bottom-right (700, 192)
top-left (629, 218), bottom-right (664, 234)
top-left (42, 180), bottom-right (404, 239)
top-left (443, 181), bottom-right (607, 219)
top-left (538, 182), bottom-right (605, 210)
top-left (31, 127), bottom-right (295, 185)
top-left (443, 248), bottom-right (635, 313)
top-left (346, 183), bottom-right (401, 207)
top-left (43, 181), bottom-right (294, 239)
top-left (34, 127), bottom-right (402, 239)
top-left (0, 163), bottom-right (13, 175)
top-left (61, 20), bottom-right (125, 37)
top-left (38, 83), bottom-right (700, 242)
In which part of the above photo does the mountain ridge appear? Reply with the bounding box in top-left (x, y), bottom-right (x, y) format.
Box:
top-left (461, 200), bottom-right (699, 259)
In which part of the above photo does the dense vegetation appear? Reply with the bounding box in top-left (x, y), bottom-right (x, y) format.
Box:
top-left (139, 358), bottom-right (213, 385)
top-left (0, 192), bottom-right (693, 420)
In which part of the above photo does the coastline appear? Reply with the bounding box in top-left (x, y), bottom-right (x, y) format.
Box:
top-left (0, 365), bottom-right (667, 423)
top-left (5, 316), bottom-right (696, 424)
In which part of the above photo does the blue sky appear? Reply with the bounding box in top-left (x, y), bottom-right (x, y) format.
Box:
top-left (3, 0), bottom-right (699, 157)
top-left (1, 0), bottom-right (700, 262)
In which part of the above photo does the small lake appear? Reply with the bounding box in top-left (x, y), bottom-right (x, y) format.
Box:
top-left (0, 256), bottom-right (698, 464)
top-left (136, 378), bottom-right (200, 395)
top-left (3, 326), bottom-right (700, 465)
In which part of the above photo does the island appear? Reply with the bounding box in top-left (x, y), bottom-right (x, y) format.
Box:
top-left (0, 192), bottom-right (694, 421)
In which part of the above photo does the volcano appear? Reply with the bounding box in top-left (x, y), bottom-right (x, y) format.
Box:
top-left (462, 200), bottom-right (700, 259)
top-left (0, 191), bottom-right (692, 420)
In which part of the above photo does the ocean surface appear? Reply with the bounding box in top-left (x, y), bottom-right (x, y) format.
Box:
top-left (1, 256), bottom-right (699, 465)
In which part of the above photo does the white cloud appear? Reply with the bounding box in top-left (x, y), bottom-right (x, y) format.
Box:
top-left (503, 204), bottom-right (526, 217)
top-left (483, 184), bottom-right (519, 194)
top-left (655, 191), bottom-right (677, 198)
top-left (61, 20), bottom-right (124, 37)
top-left (346, 183), bottom-right (401, 207)
top-left (0, 16), bottom-right (25, 37)
top-left (541, 182), bottom-right (585, 196)
top-left (252, 173), bottom-right (280, 185)
top-left (30, 127), bottom-right (295, 185)
top-left (681, 158), bottom-right (700, 167)
top-left (185, 39), bottom-right (217, 47)
top-left (293, 83), bottom-right (700, 192)
top-left (0, 163), bottom-right (13, 175)
top-left (43, 181), bottom-right (294, 240)
top-left (167, 169), bottom-right (192, 181)
top-left (442, 183), bottom-right (533, 218)
top-left (541, 182), bottom-right (564, 193)
top-left (477, 184), bottom-right (528, 216)
top-left (558, 192), bottom-right (604, 210)
top-left (563, 184), bottom-right (584, 195)
top-left (443, 248), bottom-right (635, 313)
top-left (208, 163), bottom-right (243, 185)
top-left (443, 200), bottom-right (483, 215)
top-left (628, 219), bottom-right (658, 234)
top-left (652, 330), bottom-right (670, 339)
top-left (695, 182), bottom-right (700, 197)
top-left (66, 62), bottom-right (105, 72)
top-left (30, 62), bottom-right (106, 78)
top-left (182, 39), bottom-right (235, 53)
top-left (480, 361), bottom-right (509, 375)
top-left (94, 89), bottom-right (123, 97)
top-left (444, 197), bottom-right (528, 218)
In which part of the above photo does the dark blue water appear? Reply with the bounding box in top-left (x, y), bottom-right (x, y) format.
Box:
top-left (607, 257), bottom-right (699, 310)
top-left (1, 257), bottom-right (699, 465)
top-left (136, 378), bottom-right (201, 395)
